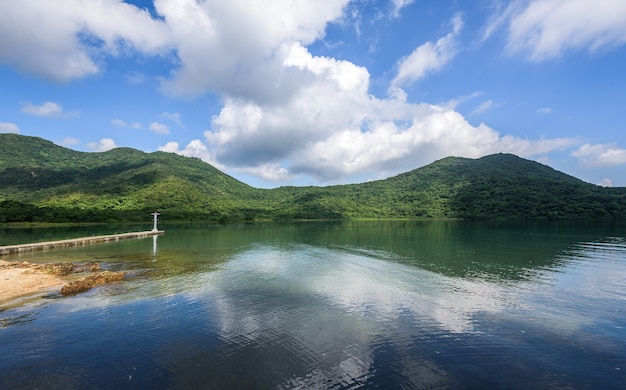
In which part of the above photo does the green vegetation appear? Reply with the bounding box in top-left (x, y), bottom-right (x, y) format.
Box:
top-left (1, 134), bottom-right (625, 223)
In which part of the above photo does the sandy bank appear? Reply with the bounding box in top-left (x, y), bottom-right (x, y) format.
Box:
top-left (0, 266), bottom-right (65, 302)
top-left (0, 260), bottom-right (126, 305)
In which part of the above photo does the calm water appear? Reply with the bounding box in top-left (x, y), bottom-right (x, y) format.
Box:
top-left (1, 221), bottom-right (625, 389)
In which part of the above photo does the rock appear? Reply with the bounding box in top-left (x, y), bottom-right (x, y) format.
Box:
top-left (60, 271), bottom-right (126, 296)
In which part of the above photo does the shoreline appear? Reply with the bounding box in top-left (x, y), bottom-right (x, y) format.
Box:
top-left (0, 260), bottom-right (128, 307)
top-left (0, 261), bottom-right (67, 304)
top-left (0, 231), bottom-right (162, 307)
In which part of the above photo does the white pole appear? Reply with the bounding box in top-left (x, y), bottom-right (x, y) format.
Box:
top-left (151, 211), bottom-right (160, 232)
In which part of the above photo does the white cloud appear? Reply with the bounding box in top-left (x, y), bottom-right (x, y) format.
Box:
top-left (488, 0), bottom-right (626, 60)
top-left (537, 107), bottom-right (552, 114)
top-left (536, 156), bottom-right (550, 165)
top-left (471, 99), bottom-right (494, 115)
top-left (442, 91), bottom-right (483, 110)
top-left (0, 122), bottom-right (20, 133)
top-left (110, 118), bottom-right (127, 127)
top-left (598, 178), bottom-right (613, 187)
top-left (195, 41), bottom-right (578, 184)
top-left (572, 143), bottom-right (626, 166)
top-left (390, 13), bottom-right (463, 92)
top-left (154, 0), bottom-right (348, 100)
top-left (158, 141), bottom-right (180, 154)
top-left (149, 121), bottom-right (169, 134)
top-left (200, 42), bottom-right (374, 178)
top-left (21, 101), bottom-right (75, 118)
top-left (158, 141), bottom-right (181, 154)
top-left (158, 140), bottom-right (220, 169)
top-left (160, 112), bottom-right (184, 128)
top-left (288, 113), bottom-right (577, 182)
top-left (237, 164), bottom-right (295, 183)
top-left (86, 138), bottom-right (117, 152)
top-left (161, 26), bottom-right (575, 185)
top-left (0, 0), bottom-right (172, 82)
top-left (391, 0), bottom-right (415, 17)
top-left (111, 118), bottom-right (142, 129)
top-left (59, 137), bottom-right (81, 146)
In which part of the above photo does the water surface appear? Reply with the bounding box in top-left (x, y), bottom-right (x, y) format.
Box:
top-left (1, 221), bottom-right (625, 388)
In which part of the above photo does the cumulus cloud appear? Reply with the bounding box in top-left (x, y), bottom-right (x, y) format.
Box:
top-left (177, 39), bottom-right (578, 184)
top-left (572, 143), bottom-right (626, 166)
top-left (86, 138), bottom-right (118, 152)
top-left (154, 0), bottom-right (348, 101)
top-left (390, 13), bottom-right (463, 93)
top-left (196, 42), bottom-right (374, 180)
top-left (287, 112), bottom-right (577, 182)
top-left (146, 19), bottom-right (570, 186)
top-left (20, 101), bottom-right (76, 118)
top-left (22, 101), bottom-right (61, 117)
top-left (149, 121), bottom-right (169, 134)
top-left (598, 178), bottom-right (613, 187)
top-left (158, 140), bottom-right (220, 168)
top-left (486, 0), bottom-right (626, 60)
top-left (0, 0), bottom-right (172, 82)
top-left (147, 2), bottom-right (581, 185)
top-left (0, 122), bottom-right (20, 133)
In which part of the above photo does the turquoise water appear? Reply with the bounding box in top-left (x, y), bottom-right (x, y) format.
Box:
top-left (1, 221), bottom-right (625, 388)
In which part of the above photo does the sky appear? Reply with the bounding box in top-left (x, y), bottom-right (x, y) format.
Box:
top-left (1, 0), bottom-right (626, 188)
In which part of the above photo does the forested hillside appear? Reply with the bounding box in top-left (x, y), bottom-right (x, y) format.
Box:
top-left (1, 134), bottom-right (625, 223)
top-left (0, 134), bottom-right (264, 222)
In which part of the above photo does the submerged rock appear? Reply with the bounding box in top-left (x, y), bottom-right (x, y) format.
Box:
top-left (1, 261), bottom-right (132, 303)
top-left (0, 261), bottom-right (102, 276)
top-left (60, 271), bottom-right (126, 296)
top-left (39, 262), bottom-right (102, 276)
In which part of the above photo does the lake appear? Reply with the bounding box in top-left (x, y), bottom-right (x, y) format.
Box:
top-left (1, 220), bottom-right (625, 389)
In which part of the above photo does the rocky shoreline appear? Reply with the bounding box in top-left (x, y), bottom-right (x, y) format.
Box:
top-left (0, 260), bottom-right (127, 305)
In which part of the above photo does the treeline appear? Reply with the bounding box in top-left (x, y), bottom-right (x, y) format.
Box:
top-left (0, 200), bottom-right (238, 224)
top-left (0, 200), bottom-right (155, 224)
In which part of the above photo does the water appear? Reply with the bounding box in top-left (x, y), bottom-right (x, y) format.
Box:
top-left (1, 221), bottom-right (625, 389)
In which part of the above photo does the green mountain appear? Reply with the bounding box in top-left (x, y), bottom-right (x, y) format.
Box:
top-left (0, 134), bottom-right (263, 222)
top-left (1, 133), bottom-right (625, 223)
top-left (269, 154), bottom-right (626, 220)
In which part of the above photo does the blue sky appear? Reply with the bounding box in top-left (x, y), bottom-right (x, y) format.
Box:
top-left (1, 0), bottom-right (626, 188)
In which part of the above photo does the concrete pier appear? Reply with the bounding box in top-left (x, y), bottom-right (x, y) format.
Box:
top-left (0, 230), bottom-right (165, 256)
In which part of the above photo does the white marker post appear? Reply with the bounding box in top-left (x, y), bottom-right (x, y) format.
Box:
top-left (151, 211), bottom-right (160, 232)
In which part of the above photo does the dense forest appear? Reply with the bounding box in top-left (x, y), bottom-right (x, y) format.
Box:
top-left (1, 134), bottom-right (625, 223)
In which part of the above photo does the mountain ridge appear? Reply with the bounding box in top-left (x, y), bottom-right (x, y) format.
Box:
top-left (1, 133), bottom-right (625, 222)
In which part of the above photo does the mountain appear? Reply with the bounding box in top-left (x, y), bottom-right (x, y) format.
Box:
top-left (0, 134), bottom-right (263, 222)
top-left (268, 154), bottom-right (626, 220)
top-left (1, 133), bottom-right (625, 222)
